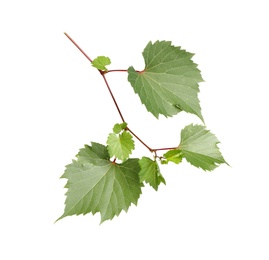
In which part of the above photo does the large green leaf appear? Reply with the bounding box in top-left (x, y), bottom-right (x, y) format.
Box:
top-left (138, 157), bottom-right (166, 191)
top-left (57, 143), bottom-right (142, 223)
top-left (179, 124), bottom-right (227, 171)
top-left (128, 41), bottom-right (204, 121)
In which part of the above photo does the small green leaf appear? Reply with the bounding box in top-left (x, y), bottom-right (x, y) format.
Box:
top-left (92, 56), bottom-right (111, 71)
top-left (57, 143), bottom-right (142, 224)
top-left (179, 124), bottom-right (227, 171)
top-left (121, 122), bottom-right (127, 130)
top-left (107, 131), bottom-right (134, 161)
top-left (128, 41), bottom-right (204, 121)
top-left (113, 124), bottom-right (122, 134)
top-left (113, 122), bottom-right (127, 134)
top-left (138, 157), bottom-right (166, 191)
top-left (162, 149), bottom-right (183, 164)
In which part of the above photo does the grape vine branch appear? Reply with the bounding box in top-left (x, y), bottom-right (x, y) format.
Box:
top-left (64, 32), bottom-right (177, 158)
top-left (58, 33), bottom-right (228, 224)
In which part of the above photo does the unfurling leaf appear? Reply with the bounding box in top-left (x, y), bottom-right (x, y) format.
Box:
top-left (138, 157), bottom-right (166, 191)
top-left (161, 149), bottom-right (183, 164)
top-left (92, 56), bottom-right (111, 71)
top-left (107, 131), bottom-right (134, 161)
top-left (127, 41), bottom-right (204, 121)
top-left (113, 122), bottom-right (127, 134)
top-left (57, 143), bottom-right (142, 224)
top-left (179, 124), bottom-right (227, 171)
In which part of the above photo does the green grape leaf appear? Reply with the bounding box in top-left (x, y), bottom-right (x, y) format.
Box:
top-left (77, 142), bottom-right (110, 165)
top-left (179, 124), bottom-right (227, 171)
top-left (113, 122), bottom-right (127, 134)
top-left (138, 157), bottom-right (166, 191)
top-left (91, 56), bottom-right (111, 71)
top-left (107, 131), bottom-right (134, 161)
top-left (57, 143), bottom-right (142, 224)
top-left (127, 41), bottom-right (204, 121)
top-left (161, 149), bottom-right (183, 164)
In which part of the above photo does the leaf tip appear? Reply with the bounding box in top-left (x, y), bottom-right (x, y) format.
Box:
top-left (54, 213), bottom-right (65, 223)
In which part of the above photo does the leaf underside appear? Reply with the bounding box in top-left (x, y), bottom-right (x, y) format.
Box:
top-left (128, 40), bottom-right (204, 121)
top-left (58, 143), bottom-right (142, 223)
top-left (162, 149), bottom-right (183, 164)
top-left (138, 157), bottom-right (166, 191)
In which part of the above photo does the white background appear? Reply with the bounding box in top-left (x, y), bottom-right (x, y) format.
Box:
top-left (1, 0), bottom-right (268, 259)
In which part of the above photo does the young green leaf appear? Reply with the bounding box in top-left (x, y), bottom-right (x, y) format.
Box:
top-left (107, 131), bottom-right (134, 161)
top-left (57, 143), bottom-right (142, 224)
top-left (113, 122), bottom-right (127, 134)
top-left (127, 41), bottom-right (204, 121)
top-left (138, 157), bottom-right (166, 191)
top-left (91, 56), bottom-right (111, 71)
top-left (179, 124), bottom-right (227, 171)
top-left (161, 149), bottom-right (183, 164)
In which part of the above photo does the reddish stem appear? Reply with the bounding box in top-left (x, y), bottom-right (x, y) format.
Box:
top-left (101, 72), bottom-right (125, 122)
top-left (153, 147), bottom-right (179, 151)
top-left (107, 69), bottom-right (128, 73)
top-left (107, 69), bottom-right (141, 73)
top-left (63, 32), bottom-right (178, 157)
top-left (112, 158), bottom-right (117, 163)
top-left (126, 127), bottom-right (153, 152)
top-left (64, 32), bottom-right (125, 123)
top-left (64, 33), bottom-right (92, 63)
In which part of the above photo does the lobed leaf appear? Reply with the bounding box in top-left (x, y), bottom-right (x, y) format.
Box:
top-left (91, 56), bottom-right (111, 71)
top-left (128, 41), bottom-right (204, 121)
top-left (138, 157), bottom-right (166, 191)
top-left (107, 131), bottom-right (134, 161)
top-left (57, 143), bottom-right (142, 224)
top-left (179, 124), bottom-right (227, 171)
